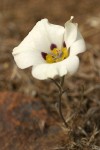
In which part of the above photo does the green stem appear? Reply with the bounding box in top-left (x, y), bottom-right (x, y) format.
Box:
top-left (58, 84), bottom-right (68, 128)
top-left (50, 77), bottom-right (68, 128)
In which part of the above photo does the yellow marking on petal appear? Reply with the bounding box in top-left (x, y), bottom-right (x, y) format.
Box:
top-left (62, 47), bottom-right (69, 59)
top-left (51, 48), bottom-right (60, 55)
top-left (46, 54), bottom-right (54, 63)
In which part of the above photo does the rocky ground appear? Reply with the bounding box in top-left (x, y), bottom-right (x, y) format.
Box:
top-left (0, 0), bottom-right (100, 149)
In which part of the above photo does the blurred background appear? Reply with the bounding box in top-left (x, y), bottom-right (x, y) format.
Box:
top-left (0, 0), bottom-right (100, 150)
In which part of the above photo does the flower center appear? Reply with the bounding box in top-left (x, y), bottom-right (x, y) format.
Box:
top-left (46, 47), bottom-right (69, 63)
top-left (41, 43), bottom-right (69, 64)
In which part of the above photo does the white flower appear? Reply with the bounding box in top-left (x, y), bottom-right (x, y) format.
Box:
top-left (12, 16), bottom-right (86, 80)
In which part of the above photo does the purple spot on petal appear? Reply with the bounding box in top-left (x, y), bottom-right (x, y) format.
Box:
top-left (63, 42), bottom-right (66, 47)
top-left (50, 44), bottom-right (57, 50)
top-left (41, 52), bottom-right (47, 60)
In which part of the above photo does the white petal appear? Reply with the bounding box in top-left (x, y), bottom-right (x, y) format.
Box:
top-left (64, 17), bottom-right (78, 48)
top-left (13, 50), bottom-right (45, 69)
top-left (70, 38), bottom-right (86, 56)
top-left (64, 56), bottom-right (79, 75)
top-left (32, 56), bottom-right (79, 80)
top-left (14, 19), bottom-right (65, 54)
top-left (32, 19), bottom-right (65, 51)
top-left (76, 28), bottom-right (83, 40)
top-left (32, 64), bottom-right (58, 80)
top-left (12, 45), bottom-right (34, 55)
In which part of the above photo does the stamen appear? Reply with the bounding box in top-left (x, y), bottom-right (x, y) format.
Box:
top-left (42, 45), bottom-right (69, 63)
